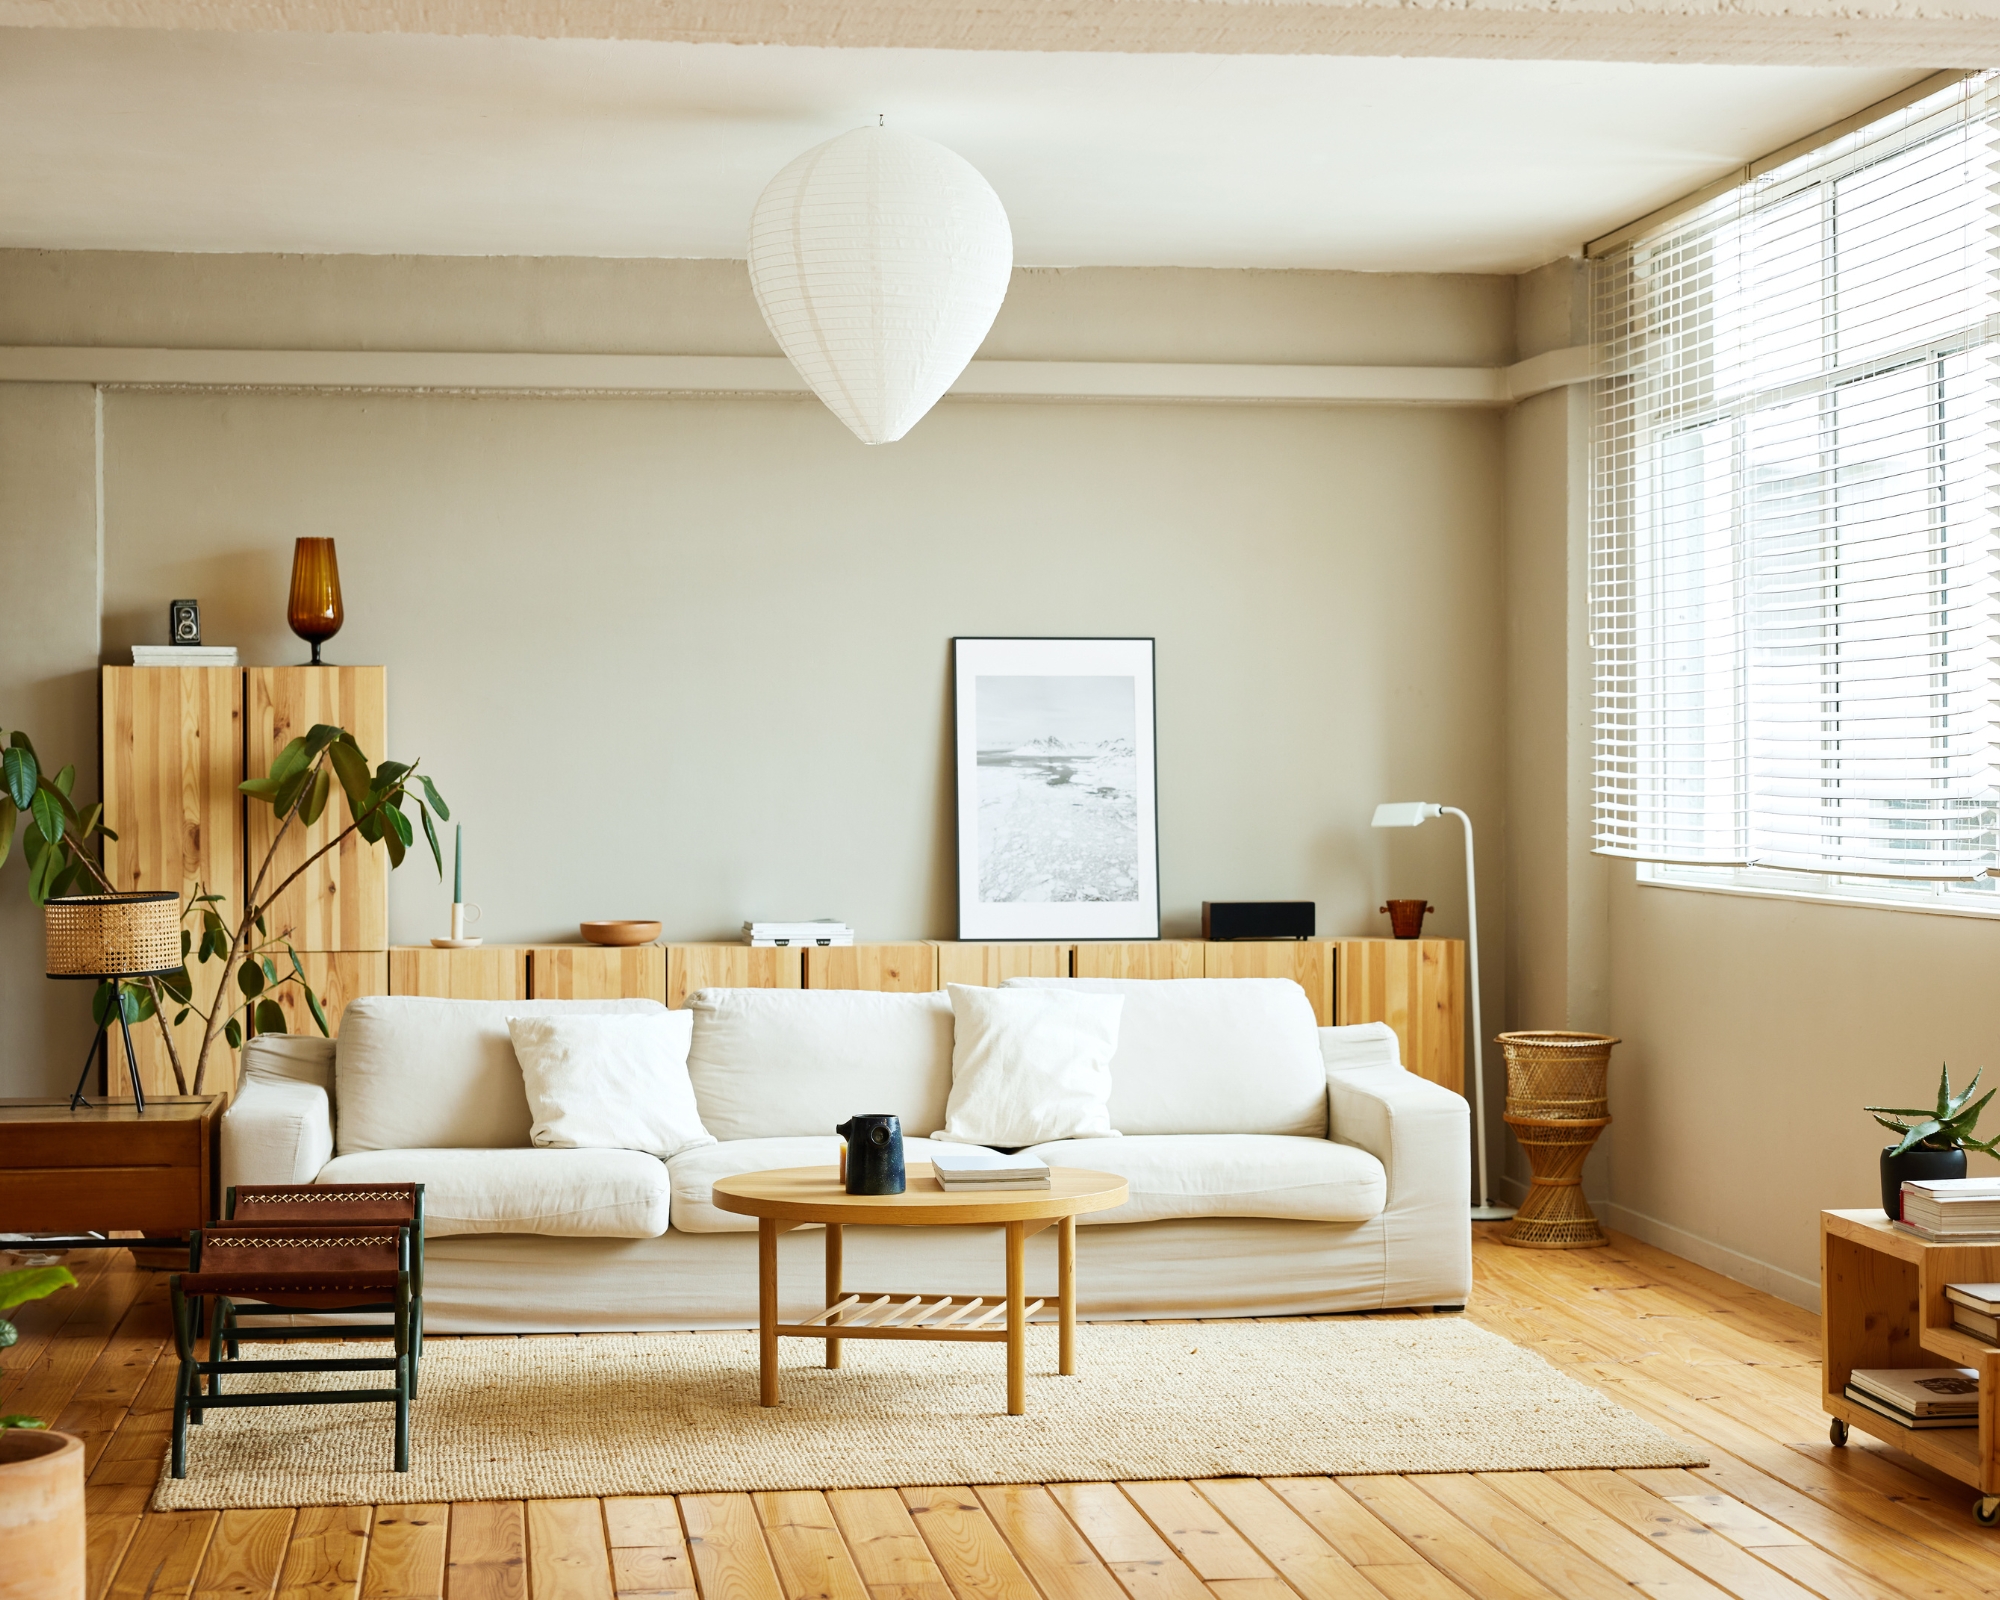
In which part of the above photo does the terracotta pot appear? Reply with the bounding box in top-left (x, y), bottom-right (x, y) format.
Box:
top-left (0, 1429), bottom-right (86, 1600)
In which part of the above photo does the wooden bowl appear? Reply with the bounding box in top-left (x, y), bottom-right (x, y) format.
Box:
top-left (580, 920), bottom-right (661, 947)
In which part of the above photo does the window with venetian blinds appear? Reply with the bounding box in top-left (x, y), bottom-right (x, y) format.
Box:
top-left (1591, 73), bottom-right (2000, 908)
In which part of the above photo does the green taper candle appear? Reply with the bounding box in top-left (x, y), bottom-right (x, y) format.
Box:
top-left (454, 824), bottom-right (463, 904)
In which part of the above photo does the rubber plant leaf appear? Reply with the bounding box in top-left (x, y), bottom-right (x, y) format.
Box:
top-left (52, 763), bottom-right (74, 797)
top-left (299, 765), bottom-right (331, 828)
top-left (328, 741), bottom-right (371, 819)
top-left (305, 984), bottom-right (329, 1037)
top-left (237, 960), bottom-right (264, 999)
top-left (29, 787), bottom-right (62, 846)
top-left (254, 998), bottom-right (287, 1035)
top-left (1, 745), bottom-right (38, 810)
top-left (417, 774), bottom-right (449, 821)
top-left (269, 736), bottom-right (310, 785)
top-left (0, 799), bottom-right (14, 872)
top-left (418, 801), bottom-right (442, 877)
top-left (224, 1016), bottom-right (243, 1049)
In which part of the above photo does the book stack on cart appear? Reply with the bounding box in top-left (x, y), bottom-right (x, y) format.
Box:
top-left (1894, 1178), bottom-right (2000, 1241)
top-left (1845, 1366), bottom-right (1980, 1430)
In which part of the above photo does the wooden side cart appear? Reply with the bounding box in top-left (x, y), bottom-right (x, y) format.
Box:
top-left (1822, 1208), bottom-right (2000, 1524)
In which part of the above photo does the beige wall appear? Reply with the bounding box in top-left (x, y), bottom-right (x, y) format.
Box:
top-left (0, 252), bottom-right (1514, 1101)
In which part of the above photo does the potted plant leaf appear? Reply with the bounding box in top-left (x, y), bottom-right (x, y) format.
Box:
top-left (1867, 1066), bottom-right (1999, 1219)
top-left (1, 1263), bottom-right (85, 1598)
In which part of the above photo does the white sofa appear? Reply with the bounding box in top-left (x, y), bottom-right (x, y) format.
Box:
top-left (221, 978), bottom-right (1472, 1332)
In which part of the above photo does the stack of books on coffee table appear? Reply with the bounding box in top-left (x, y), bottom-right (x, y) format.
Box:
top-left (1947, 1283), bottom-right (2000, 1341)
top-left (1845, 1366), bottom-right (1980, 1430)
top-left (928, 1146), bottom-right (1051, 1192)
top-left (1894, 1177), bottom-right (2000, 1240)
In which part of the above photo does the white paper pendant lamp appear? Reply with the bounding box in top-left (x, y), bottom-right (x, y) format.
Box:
top-left (748, 125), bottom-right (1013, 445)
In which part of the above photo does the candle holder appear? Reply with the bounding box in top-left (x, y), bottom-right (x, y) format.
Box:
top-left (287, 537), bottom-right (344, 666)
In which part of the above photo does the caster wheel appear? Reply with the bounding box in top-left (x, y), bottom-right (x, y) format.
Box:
top-left (1829, 1418), bottom-right (1848, 1447)
top-left (1976, 1497), bottom-right (2000, 1527)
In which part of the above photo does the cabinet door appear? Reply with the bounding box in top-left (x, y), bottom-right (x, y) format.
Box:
top-left (1334, 938), bottom-right (1464, 1092)
top-left (245, 666), bottom-right (388, 952)
top-left (666, 945), bottom-right (803, 1007)
top-left (929, 943), bottom-right (1071, 987)
top-left (388, 946), bottom-right (528, 1000)
top-left (529, 946), bottom-right (667, 1002)
top-left (101, 666), bottom-right (243, 1098)
top-left (262, 951), bottom-right (389, 1037)
top-left (803, 944), bottom-right (937, 992)
top-left (1071, 941), bottom-right (1203, 980)
top-left (1203, 940), bottom-right (1335, 1025)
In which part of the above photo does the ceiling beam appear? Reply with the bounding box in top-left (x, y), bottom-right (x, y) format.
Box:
top-left (2, 0), bottom-right (1995, 68)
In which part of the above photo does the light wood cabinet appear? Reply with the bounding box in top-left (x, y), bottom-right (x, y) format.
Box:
top-left (528, 945), bottom-right (667, 1002)
top-left (262, 951), bottom-right (388, 1036)
top-left (803, 943), bottom-right (936, 993)
top-left (1203, 939), bottom-right (1335, 1025)
top-left (387, 946), bottom-right (528, 1001)
top-left (666, 944), bottom-right (802, 1007)
top-left (244, 666), bottom-right (387, 953)
top-left (931, 943), bottom-right (1070, 987)
top-left (1072, 941), bottom-right (1204, 980)
top-left (100, 667), bottom-right (244, 1098)
top-left (1333, 937), bottom-right (1463, 1093)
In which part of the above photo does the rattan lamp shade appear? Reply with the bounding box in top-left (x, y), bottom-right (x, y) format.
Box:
top-left (45, 892), bottom-right (182, 979)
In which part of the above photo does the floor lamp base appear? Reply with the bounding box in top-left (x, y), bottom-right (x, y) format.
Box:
top-left (1471, 1202), bottom-right (1517, 1222)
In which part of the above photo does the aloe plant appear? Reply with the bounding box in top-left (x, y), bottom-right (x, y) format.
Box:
top-left (1867, 1065), bottom-right (2000, 1157)
top-left (1, 1264), bottom-right (77, 1429)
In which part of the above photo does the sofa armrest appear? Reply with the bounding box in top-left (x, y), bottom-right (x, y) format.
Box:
top-left (1326, 1061), bottom-right (1472, 1309)
top-left (221, 1078), bottom-right (334, 1193)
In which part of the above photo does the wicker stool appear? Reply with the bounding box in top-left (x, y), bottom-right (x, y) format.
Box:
top-left (222, 1183), bottom-right (425, 1393)
top-left (169, 1216), bottom-right (419, 1476)
top-left (1496, 1031), bottom-right (1619, 1249)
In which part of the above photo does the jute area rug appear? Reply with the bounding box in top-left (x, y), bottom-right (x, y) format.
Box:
top-left (153, 1319), bottom-right (1702, 1510)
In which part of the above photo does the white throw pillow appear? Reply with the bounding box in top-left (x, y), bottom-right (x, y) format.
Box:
top-left (506, 1011), bottom-right (715, 1161)
top-left (937, 984), bottom-right (1124, 1148)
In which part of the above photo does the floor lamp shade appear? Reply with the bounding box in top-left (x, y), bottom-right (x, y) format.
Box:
top-left (748, 125), bottom-right (1013, 445)
top-left (45, 892), bottom-right (183, 979)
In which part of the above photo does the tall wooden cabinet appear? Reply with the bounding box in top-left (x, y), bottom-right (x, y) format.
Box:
top-left (100, 664), bottom-right (389, 1099)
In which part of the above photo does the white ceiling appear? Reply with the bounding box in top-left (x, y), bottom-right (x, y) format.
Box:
top-left (0, 28), bottom-right (1924, 273)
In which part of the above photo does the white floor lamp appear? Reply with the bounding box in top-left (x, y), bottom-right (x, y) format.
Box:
top-left (1371, 801), bottom-right (1516, 1222)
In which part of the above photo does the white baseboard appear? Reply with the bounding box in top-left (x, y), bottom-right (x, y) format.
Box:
top-left (1599, 1202), bottom-right (1821, 1312)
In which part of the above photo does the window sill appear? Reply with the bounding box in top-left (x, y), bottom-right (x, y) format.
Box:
top-left (1635, 870), bottom-right (2000, 923)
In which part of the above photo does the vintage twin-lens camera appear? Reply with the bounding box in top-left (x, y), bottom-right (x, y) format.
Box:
top-left (169, 599), bottom-right (201, 646)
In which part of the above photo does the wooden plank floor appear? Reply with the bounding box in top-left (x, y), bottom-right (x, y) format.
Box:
top-left (8, 1225), bottom-right (1999, 1600)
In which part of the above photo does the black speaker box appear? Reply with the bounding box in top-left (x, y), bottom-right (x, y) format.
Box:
top-left (1201, 901), bottom-right (1316, 941)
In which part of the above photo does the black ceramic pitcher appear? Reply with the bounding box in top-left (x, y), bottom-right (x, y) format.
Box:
top-left (836, 1114), bottom-right (906, 1196)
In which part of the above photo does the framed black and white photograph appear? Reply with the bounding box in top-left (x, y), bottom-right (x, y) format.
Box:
top-left (953, 637), bottom-right (1160, 940)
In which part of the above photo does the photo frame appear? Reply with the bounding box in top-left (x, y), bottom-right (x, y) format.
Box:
top-left (953, 637), bottom-right (1160, 940)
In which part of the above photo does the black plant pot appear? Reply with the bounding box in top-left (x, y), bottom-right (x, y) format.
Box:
top-left (1881, 1144), bottom-right (1968, 1219)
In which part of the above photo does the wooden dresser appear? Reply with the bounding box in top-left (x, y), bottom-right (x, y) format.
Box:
top-left (0, 1098), bottom-right (222, 1241)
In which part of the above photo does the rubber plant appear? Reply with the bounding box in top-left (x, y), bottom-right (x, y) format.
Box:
top-left (0, 723), bottom-right (448, 1095)
top-left (0, 1265), bottom-right (77, 1429)
top-left (1867, 1066), bottom-right (2000, 1157)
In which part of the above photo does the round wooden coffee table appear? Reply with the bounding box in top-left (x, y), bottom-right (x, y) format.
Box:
top-left (711, 1164), bottom-right (1128, 1416)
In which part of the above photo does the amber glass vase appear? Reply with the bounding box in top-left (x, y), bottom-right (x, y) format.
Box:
top-left (287, 537), bottom-right (344, 665)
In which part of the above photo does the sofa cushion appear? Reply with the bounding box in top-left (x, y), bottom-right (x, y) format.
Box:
top-left (685, 989), bottom-right (954, 1142)
top-left (334, 996), bottom-right (666, 1154)
top-left (938, 985), bottom-right (1124, 1147)
top-left (509, 1011), bottom-right (714, 1160)
top-left (317, 1147), bottom-right (672, 1238)
top-left (1022, 1134), bottom-right (1385, 1225)
top-left (666, 1135), bottom-right (954, 1232)
top-left (1004, 978), bottom-right (1326, 1137)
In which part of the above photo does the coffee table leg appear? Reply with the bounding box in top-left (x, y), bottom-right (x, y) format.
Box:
top-left (1006, 1219), bottom-right (1026, 1416)
top-left (825, 1222), bottom-right (843, 1370)
top-left (1058, 1214), bottom-right (1076, 1377)
top-left (759, 1217), bottom-right (779, 1407)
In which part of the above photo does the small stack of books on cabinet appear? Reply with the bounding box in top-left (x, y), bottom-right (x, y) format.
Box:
top-left (928, 1146), bottom-right (1052, 1192)
top-left (1894, 1178), bottom-right (2000, 1241)
top-left (1844, 1367), bottom-right (1980, 1430)
top-left (132, 645), bottom-right (237, 666)
top-left (1947, 1283), bottom-right (2000, 1341)
top-left (742, 921), bottom-right (853, 947)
